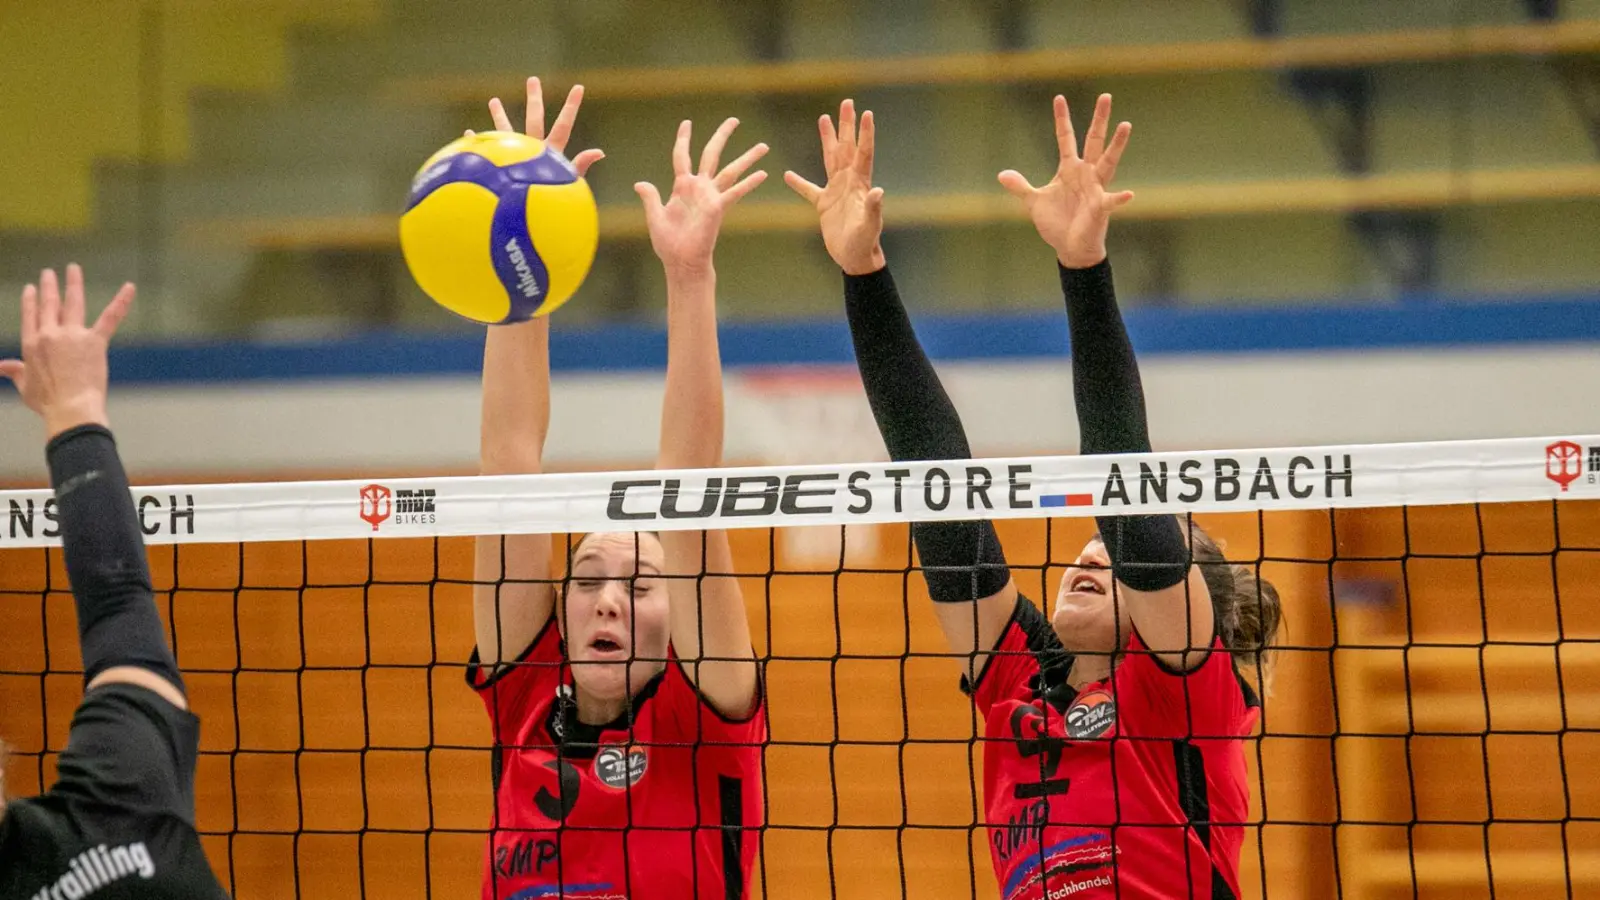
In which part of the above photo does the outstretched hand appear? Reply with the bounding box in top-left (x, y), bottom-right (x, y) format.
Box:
top-left (470, 76), bottom-right (605, 176)
top-left (999, 94), bottom-right (1133, 269)
top-left (636, 118), bottom-right (769, 277)
top-left (785, 99), bottom-right (885, 276)
top-left (0, 264), bottom-right (134, 439)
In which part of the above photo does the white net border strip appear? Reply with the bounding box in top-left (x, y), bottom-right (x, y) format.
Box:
top-left (1, 435), bottom-right (1597, 549)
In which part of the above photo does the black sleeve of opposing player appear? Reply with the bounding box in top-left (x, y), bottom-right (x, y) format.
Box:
top-left (52, 683), bottom-right (201, 822)
top-left (47, 424), bottom-right (185, 693)
top-left (1060, 260), bottom-right (1188, 592)
top-left (844, 267), bottom-right (1010, 603)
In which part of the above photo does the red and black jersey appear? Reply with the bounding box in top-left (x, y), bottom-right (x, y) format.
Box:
top-left (967, 597), bottom-right (1260, 900)
top-left (468, 620), bottom-right (766, 900)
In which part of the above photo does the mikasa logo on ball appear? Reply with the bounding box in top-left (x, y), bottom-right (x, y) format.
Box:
top-left (504, 238), bottom-right (543, 299)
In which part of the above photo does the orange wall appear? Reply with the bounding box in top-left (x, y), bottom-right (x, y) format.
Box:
top-left (4, 500), bottom-right (1596, 899)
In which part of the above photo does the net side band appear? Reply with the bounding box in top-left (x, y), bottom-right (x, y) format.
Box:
top-left (0, 435), bottom-right (1596, 548)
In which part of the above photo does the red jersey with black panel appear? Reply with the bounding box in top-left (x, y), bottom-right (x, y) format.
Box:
top-left (468, 619), bottom-right (766, 900)
top-left (967, 597), bottom-right (1259, 900)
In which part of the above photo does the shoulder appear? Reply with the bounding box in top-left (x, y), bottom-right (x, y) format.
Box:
top-left (963, 594), bottom-right (1074, 706)
top-left (655, 647), bottom-right (767, 741)
top-left (1113, 629), bottom-right (1259, 734)
top-left (77, 681), bottom-right (200, 735)
top-left (467, 614), bottom-right (563, 692)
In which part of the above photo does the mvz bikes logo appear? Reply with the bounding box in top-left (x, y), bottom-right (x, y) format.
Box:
top-left (1546, 440), bottom-right (1600, 493)
top-left (359, 484), bottom-right (438, 532)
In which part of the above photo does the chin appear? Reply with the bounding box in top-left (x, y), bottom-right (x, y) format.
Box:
top-left (574, 658), bottom-right (667, 702)
top-left (1051, 604), bottom-right (1115, 654)
top-left (571, 660), bottom-right (631, 703)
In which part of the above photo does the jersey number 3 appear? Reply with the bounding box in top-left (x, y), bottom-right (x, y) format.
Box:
top-left (535, 758), bottom-right (583, 821)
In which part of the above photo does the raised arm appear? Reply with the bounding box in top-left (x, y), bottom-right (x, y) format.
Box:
top-left (787, 101), bottom-right (1017, 678)
top-left (634, 118), bottom-right (767, 717)
top-left (1001, 94), bottom-right (1213, 670)
top-left (1, 267), bottom-right (208, 821)
top-left (1, 266), bottom-right (186, 711)
top-left (471, 78), bottom-right (605, 670)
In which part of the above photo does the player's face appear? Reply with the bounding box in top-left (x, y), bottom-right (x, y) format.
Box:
top-left (1052, 538), bottom-right (1131, 654)
top-left (562, 532), bottom-right (671, 705)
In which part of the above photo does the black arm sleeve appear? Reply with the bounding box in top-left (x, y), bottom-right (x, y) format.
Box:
top-left (50, 683), bottom-right (201, 822)
top-left (47, 424), bottom-right (185, 693)
top-left (1061, 261), bottom-right (1189, 592)
top-left (844, 267), bottom-right (1010, 603)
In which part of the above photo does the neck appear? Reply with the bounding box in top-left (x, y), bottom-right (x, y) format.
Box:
top-left (573, 660), bottom-right (666, 726)
top-left (574, 690), bottom-right (628, 726)
top-left (1067, 653), bottom-right (1115, 690)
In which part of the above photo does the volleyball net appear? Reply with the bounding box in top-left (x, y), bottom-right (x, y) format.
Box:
top-left (2, 434), bottom-right (1598, 899)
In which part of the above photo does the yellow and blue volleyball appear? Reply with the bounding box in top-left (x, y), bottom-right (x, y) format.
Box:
top-left (399, 131), bottom-right (599, 324)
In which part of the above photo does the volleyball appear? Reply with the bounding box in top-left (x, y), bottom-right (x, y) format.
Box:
top-left (400, 131), bottom-right (599, 324)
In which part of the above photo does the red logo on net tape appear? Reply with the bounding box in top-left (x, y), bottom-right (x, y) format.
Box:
top-left (1545, 441), bottom-right (1584, 493)
top-left (360, 484), bottom-right (393, 531)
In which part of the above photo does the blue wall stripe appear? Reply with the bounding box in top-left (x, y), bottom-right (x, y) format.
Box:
top-left (1, 295), bottom-right (1595, 385)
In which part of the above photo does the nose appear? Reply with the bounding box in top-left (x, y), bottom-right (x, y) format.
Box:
top-left (592, 580), bottom-right (626, 619)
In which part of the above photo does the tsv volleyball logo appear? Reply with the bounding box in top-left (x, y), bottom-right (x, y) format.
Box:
top-left (594, 746), bottom-right (648, 790)
top-left (1065, 690), bottom-right (1116, 740)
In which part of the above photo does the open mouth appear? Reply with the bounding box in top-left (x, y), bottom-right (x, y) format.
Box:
top-left (1069, 574), bottom-right (1107, 595)
top-left (591, 638), bottom-right (623, 653)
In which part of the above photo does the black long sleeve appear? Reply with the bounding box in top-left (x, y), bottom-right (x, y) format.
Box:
top-left (844, 267), bottom-right (1010, 603)
top-left (47, 424), bottom-right (185, 692)
top-left (1061, 260), bottom-right (1189, 592)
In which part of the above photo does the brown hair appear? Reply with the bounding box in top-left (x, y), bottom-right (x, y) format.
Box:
top-left (1189, 525), bottom-right (1283, 694)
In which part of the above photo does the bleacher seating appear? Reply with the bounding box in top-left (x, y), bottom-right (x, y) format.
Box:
top-left (387, 19), bottom-right (1600, 103)
top-left (4, 1), bottom-right (1600, 332)
top-left (183, 163), bottom-right (1600, 251)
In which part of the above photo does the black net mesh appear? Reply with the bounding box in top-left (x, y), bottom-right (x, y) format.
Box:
top-left (3, 497), bottom-right (1599, 899)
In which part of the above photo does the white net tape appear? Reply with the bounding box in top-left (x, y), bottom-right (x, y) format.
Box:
top-left (2, 435), bottom-right (1597, 548)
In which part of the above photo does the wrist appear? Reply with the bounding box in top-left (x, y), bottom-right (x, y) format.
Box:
top-left (663, 260), bottom-right (715, 284)
top-left (840, 246), bottom-right (887, 277)
top-left (1057, 246), bottom-right (1107, 270)
top-left (44, 402), bottom-right (109, 442)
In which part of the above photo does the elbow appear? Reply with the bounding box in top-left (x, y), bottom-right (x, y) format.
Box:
top-left (75, 567), bottom-right (155, 602)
